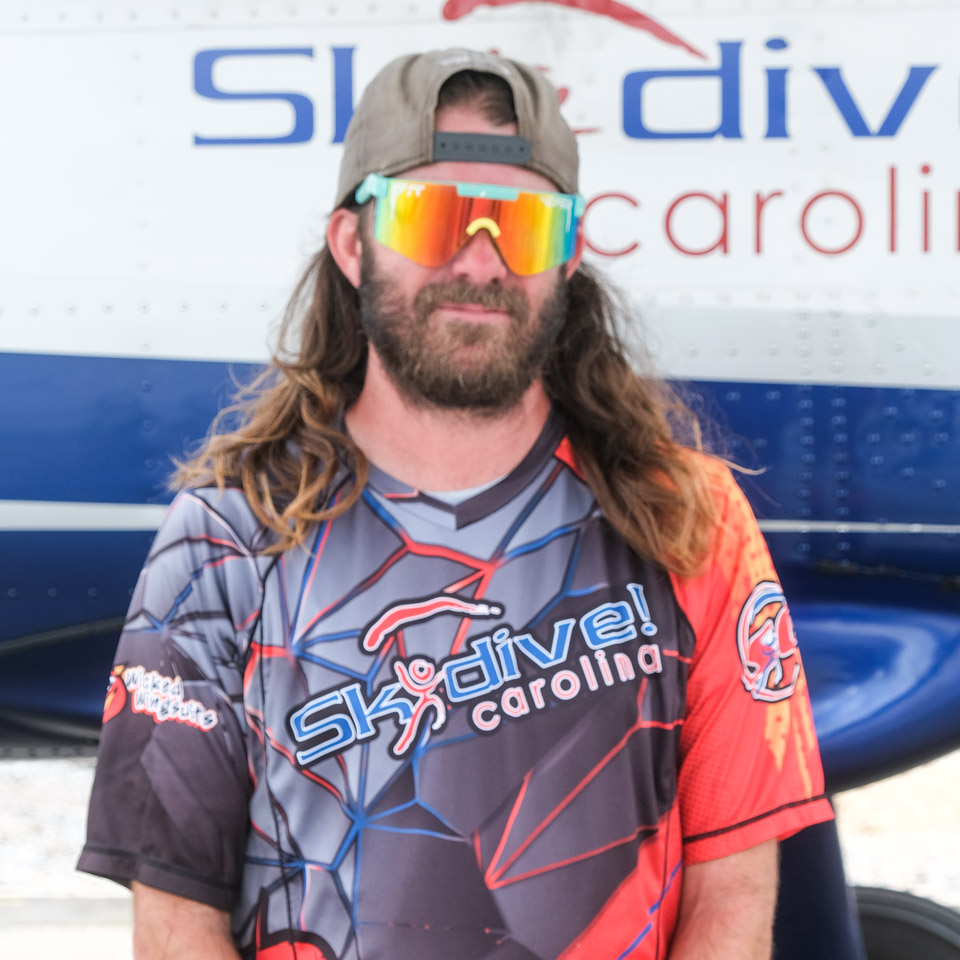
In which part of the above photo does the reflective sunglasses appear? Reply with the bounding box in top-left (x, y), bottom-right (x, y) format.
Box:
top-left (355, 173), bottom-right (585, 276)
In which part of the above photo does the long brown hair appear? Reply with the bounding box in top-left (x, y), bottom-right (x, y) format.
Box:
top-left (174, 72), bottom-right (721, 576)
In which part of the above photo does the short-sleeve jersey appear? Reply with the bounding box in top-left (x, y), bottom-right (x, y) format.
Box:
top-left (79, 413), bottom-right (832, 959)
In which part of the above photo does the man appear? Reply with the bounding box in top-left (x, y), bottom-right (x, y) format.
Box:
top-left (79, 49), bottom-right (833, 959)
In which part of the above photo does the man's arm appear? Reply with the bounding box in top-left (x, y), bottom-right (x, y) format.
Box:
top-left (669, 840), bottom-right (779, 960)
top-left (132, 882), bottom-right (241, 960)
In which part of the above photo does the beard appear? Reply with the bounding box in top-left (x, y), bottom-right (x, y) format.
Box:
top-left (358, 244), bottom-right (568, 416)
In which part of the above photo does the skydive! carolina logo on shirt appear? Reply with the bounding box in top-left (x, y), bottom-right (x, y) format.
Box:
top-left (287, 584), bottom-right (665, 767)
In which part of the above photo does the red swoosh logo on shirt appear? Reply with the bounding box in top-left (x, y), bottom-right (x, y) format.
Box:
top-left (362, 595), bottom-right (503, 652)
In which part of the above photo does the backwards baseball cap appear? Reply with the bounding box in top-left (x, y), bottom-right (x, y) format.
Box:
top-left (334, 48), bottom-right (579, 208)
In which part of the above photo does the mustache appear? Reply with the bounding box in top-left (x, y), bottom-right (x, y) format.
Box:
top-left (413, 279), bottom-right (530, 322)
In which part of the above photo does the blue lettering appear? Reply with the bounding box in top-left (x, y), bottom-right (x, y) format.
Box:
top-left (494, 628), bottom-right (521, 681)
top-left (444, 638), bottom-right (502, 703)
top-left (764, 37), bottom-right (790, 139)
top-left (342, 681), bottom-right (413, 737)
top-left (580, 602), bottom-right (637, 649)
top-left (290, 690), bottom-right (356, 765)
top-left (813, 65), bottom-right (936, 137)
top-left (194, 47), bottom-right (315, 145)
top-left (765, 67), bottom-right (789, 138)
top-left (627, 582), bottom-right (659, 636)
top-left (331, 46), bottom-right (355, 144)
top-left (514, 619), bottom-right (575, 668)
top-left (623, 41), bottom-right (742, 140)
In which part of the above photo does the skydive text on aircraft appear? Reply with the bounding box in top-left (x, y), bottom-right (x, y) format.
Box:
top-left (583, 164), bottom-right (957, 259)
top-left (621, 40), bottom-right (935, 141)
top-left (192, 43), bottom-right (957, 259)
top-left (192, 42), bottom-right (940, 146)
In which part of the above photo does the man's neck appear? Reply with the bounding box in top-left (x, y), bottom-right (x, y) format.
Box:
top-left (345, 352), bottom-right (552, 492)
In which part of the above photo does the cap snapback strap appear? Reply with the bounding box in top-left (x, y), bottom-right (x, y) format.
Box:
top-left (432, 131), bottom-right (531, 164)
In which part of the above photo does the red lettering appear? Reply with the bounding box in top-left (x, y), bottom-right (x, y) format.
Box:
top-left (528, 677), bottom-right (546, 710)
top-left (583, 192), bottom-right (640, 258)
top-left (754, 190), bottom-right (784, 254)
top-left (472, 701), bottom-right (500, 732)
top-left (579, 654), bottom-right (599, 691)
top-left (501, 686), bottom-right (530, 718)
top-left (595, 650), bottom-right (615, 686)
top-left (613, 652), bottom-right (635, 682)
top-left (665, 192), bottom-right (729, 256)
top-left (800, 191), bottom-right (863, 255)
top-left (551, 670), bottom-right (580, 701)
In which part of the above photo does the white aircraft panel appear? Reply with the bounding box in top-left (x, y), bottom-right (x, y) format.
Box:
top-left (1, 0), bottom-right (956, 385)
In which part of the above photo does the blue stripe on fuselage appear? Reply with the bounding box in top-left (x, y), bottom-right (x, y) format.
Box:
top-left (0, 352), bottom-right (263, 504)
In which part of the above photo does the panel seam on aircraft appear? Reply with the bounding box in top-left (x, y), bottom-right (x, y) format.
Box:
top-left (0, 501), bottom-right (169, 531)
top-left (1, 503), bottom-right (958, 536)
top-left (757, 520), bottom-right (960, 536)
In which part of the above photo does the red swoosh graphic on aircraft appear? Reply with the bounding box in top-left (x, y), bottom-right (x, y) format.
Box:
top-left (442, 0), bottom-right (705, 60)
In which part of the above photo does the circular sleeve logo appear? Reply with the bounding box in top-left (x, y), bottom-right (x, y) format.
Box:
top-left (736, 581), bottom-right (800, 702)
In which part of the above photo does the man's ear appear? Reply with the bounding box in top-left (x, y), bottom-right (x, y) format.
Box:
top-left (327, 208), bottom-right (363, 288)
top-left (564, 225), bottom-right (585, 279)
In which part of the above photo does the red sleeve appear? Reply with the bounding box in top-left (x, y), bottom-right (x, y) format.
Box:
top-left (669, 459), bottom-right (833, 864)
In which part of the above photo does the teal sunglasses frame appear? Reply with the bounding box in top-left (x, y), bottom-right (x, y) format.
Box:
top-left (355, 172), bottom-right (586, 216)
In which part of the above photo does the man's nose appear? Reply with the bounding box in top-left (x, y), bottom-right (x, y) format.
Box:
top-left (450, 226), bottom-right (510, 284)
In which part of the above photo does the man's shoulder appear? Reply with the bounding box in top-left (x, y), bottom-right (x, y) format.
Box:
top-left (156, 485), bottom-right (276, 557)
top-left (683, 451), bottom-right (752, 521)
top-left (671, 451), bottom-right (766, 581)
top-left (685, 448), bottom-right (734, 488)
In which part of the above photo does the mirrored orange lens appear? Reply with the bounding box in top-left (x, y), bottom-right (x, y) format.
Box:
top-left (370, 179), bottom-right (581, 276)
